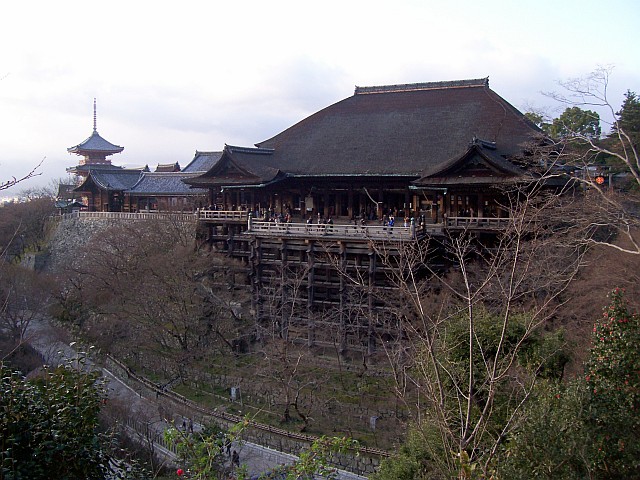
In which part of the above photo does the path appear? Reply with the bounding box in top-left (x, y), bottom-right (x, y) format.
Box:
top-left (26, 316), bottom-right (367, 479)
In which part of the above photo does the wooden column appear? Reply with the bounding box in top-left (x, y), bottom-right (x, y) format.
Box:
top-left (306, 240), bottom-right (315, 347)
top-left (280, 239), bottom-right (289, 340)
top-left (368, 244), bottom-right (376, 354)
top-left (339, 242), bottom-right (347, 353)
top-left (250, 238), bottom-right (263, 338)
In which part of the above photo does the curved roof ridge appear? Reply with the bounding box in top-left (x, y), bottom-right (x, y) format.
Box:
top-left (225, 144), bottom-right (274, 155)
top-left (355, 78), bottom-right (489, 95)
top-left (68, 130), bottom-right (124, 154)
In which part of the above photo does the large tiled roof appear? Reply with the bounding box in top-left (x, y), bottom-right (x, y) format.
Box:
top-left (182, 151), bottom-right (223, 173)
top-left (251, 78), bottom-right (541, 177)
top-left (68, 130), bottom-right (124, 154)
top-left (128, 172), bottom-right (207, 195)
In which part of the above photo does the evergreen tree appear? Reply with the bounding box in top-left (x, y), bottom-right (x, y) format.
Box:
top-left (585, 288), bottom-right (640, 478)
top-left (611, 90), bottom-right (640, 145)
top-left (549, 106), bottom-right (601, 139)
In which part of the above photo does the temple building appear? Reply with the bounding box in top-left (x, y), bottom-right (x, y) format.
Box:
top-left (64, 101), bottom-right (212, 212)
top-left (61, 80), bottom-right (565, 352)
top-left (186, 78), bottom-right (544, 223)
top-left (67, 99), bottom-right (124, 177)
top-left (185, 78), bottom-right (559, 352)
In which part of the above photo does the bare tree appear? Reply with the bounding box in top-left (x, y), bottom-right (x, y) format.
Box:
top-left (544, 67), bottom-right (640, 255)
top-left (365, 182), bottom-right (585, 478)
top-left (0, 158), bottom-right (43, 192)
top-left (56, 219), bottom-right (246, 381)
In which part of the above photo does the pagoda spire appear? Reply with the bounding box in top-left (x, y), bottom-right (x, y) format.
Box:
top-left (93, 98), bottom-right (97, 133)
top-left (67, 99), bottom-right (123, 169)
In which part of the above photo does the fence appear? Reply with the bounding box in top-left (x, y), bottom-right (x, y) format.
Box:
top-left (196, 209), bottom-right (249, 221)
top-left (247, 220), bottom-right (438, 241)
top-left (60, 211), bottom-right (197, 222)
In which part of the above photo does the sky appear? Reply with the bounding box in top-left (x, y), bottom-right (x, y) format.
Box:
top-left (1, 0), bottom-right (639, 193)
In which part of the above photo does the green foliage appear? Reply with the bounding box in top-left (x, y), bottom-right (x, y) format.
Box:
top-left (524, 112), bottom-right (551, 133)
top-left (585, 288), bottom-right (640, 477)
top-left (613, 90), bottom-right (640, 137)
top-left (499, 290), bottom-right (640, 479)
top-left (549, 106), bottom-right (601, 139)
top-left (164, 421), bottom-right (232, 480)
top-left (371, 425), bottom-right (446, 480)
top-left (499, 380), bottom-right (590, 478)
top-left (375, 308), bottom-right (571, 479)
top-left (0, 359), bottom-right (107, 480)
top-left (166, 418), bottom-right (358, 480)
top-left (284, 435), bottom-right (358, 479)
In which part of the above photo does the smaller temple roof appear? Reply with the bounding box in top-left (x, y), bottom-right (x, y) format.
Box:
top-left (413, 140), bottom-right (530, 187)
top-left (75, 169), bottom-right (143, 193)
top-left (155, 162), bottom-right (181, 173)
top-left (128, 172), bottom-right (207, 196)
top-left (182, 151), bottom-right (223, 173)
top-left (184, 145), bottom-right (282, 188)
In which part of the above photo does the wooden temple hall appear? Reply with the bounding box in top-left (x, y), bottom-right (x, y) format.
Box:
top-left (65, 80), bottom-right (552, 352)
top-left (180, 78), bottom-right (551, 352)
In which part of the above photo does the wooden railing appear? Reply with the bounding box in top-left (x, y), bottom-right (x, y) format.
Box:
top-left (445, 216), bottom-right (511, 229)
top-left (196, 209), bottom-right (249, 221)
top-left (61, 211), bottom-right (197, 222)
top-left (247, 220), bottom-right (440, 241)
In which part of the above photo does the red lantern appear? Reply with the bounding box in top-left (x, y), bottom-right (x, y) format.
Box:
top-left (595, 175), bottom-right (605, 185)
top-left (176, 468), bottom-right (184, 476)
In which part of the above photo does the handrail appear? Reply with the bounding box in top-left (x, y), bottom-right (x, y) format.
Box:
top-left (196, 209), bottom-right (249, 221)
top-left (445, 216), bottom-right (510, 229)
top-left (60, 211), bottom-right (197, 222)
top-left (247, 220), bottom-right (435, 241)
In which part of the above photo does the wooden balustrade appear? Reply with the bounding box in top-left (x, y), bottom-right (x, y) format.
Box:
top-left (62, 211), bottom-right (197, 222)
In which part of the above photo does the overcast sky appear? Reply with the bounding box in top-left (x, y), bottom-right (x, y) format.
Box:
top-left (1, 0), bottom-right (639, 192)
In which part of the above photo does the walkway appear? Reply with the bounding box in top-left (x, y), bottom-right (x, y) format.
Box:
top-left (25, 316), bottom-right (368, 479)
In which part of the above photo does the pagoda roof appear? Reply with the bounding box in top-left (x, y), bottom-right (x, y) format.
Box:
top-left (68, 129), bottom-right (124, 155)
top-left (67, 163), bottom-right (124, 175)
top-left (249, 78), bottom-right (542, 177)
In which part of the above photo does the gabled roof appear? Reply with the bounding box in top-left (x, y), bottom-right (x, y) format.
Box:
top-left (413, 140), bottom-right (530, 187)
top-left (127, 172), bottom-right (207, 196)
top-left (67, 163), bottom-right (124, 174)
top-left (253, 78), bottom-right (541, 176)
top-left (185, 145), bottom-right (283, 187)
top-left (155, 162), bottom-right (181, 172)
top-left (68, 130), bottom-right (124, 155)
top-left (74, 169), bottom-right (142, 192)
top-left (182, 151), bottom-right (223, 173)
top-left (57, 183), bottom-right (77, 200)
top-left (55, 199), bottom-right (85, 209)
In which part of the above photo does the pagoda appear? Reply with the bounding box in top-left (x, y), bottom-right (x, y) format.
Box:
top-left (67, 99), bottom-right (124, 176)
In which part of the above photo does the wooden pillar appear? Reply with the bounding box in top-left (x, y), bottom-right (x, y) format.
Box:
top-left (250, 238), bottom-right (263, 337)
top-left (280, 239), bottom-right (289, 340)
top-left (339, 242), bottom-right (347, 353)
top-left (348, 188), bottom-right (354, 219)
top-left (306, 240), bottom-right (315, 347)
top-left (368, 243), bottom-right (376, 354)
